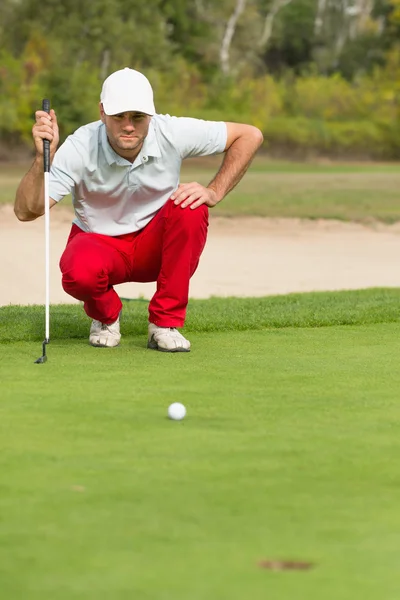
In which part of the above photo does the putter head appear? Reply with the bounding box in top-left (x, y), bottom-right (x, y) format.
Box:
top-left (34, 355), bottom-right (47, 364)
top-left (34, 339), bottom-right (49, 364)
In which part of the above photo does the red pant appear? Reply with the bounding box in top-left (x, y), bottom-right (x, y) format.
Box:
top-left (59, 199), bottom-right (209, 327)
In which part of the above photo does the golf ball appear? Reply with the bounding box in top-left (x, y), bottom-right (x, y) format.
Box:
top-left (168, 402), bottom-right (186, 421)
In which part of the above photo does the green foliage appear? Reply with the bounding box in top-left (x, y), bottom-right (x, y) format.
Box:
top-left (43, 59), bottom-right (100, 139)
top-left (1, 0), bottom-right (400, 157)
top-left (263, 117), bottom-right (383, 157)
top-left (160, 0), bottom-right (214, 69)
top-left (0, 47), bottom-right (42, 143)
top-left (263, 0), bottom-right (317, 73)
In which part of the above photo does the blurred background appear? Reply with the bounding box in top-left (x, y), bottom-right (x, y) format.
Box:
top-left (1, 0), bottom-right (400, 161)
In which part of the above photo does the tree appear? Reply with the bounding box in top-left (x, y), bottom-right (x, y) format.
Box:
top-left (220, 0), bottom-right (247, 75)
top-left (259, 0), bottom-right (316, 73)
top-left (1, 0), bottom-right (174, 72)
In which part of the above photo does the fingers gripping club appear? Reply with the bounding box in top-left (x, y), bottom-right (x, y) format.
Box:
top-left (42, 98), bottom-right (51, 172)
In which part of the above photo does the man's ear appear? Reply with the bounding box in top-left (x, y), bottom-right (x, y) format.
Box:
top-left (99, 102), bottom-right (106, 124)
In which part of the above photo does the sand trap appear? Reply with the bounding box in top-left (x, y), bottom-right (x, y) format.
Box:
top-left (2, 204), bottom-right (400, 306)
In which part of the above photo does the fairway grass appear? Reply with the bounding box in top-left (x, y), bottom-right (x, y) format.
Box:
top-left (3, 158), bottom-right (400, 222)
top-left (1, 293), bottom-right (400, 598)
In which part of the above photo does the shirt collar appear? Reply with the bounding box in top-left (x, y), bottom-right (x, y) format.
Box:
top-left (100, 119), bottom-right (161, 167)
top-left (141, 120), bottom-right (161, 159)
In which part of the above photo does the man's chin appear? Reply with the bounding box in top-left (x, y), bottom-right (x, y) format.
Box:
top-left (118, 143), bottom-right (139, 150)
top-left (117, 137), bottom-right (140, 149)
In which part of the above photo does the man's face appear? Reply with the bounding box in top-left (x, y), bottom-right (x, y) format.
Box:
top-left (99, 103), bottom-right (151, 160)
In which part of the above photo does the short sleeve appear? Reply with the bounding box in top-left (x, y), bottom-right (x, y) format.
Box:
top-left (49, 137), bottom-right (84, 202)
top-left (166, 117), bottom-right (227, 159)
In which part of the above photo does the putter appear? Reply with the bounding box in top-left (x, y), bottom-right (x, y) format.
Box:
top-left (35, 99), bottom-right (51, 364)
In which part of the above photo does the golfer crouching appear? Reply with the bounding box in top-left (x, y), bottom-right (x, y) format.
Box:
top-left (14, 68), bottom-right (263, 352)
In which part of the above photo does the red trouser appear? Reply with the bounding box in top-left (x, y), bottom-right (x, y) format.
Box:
top-left (59, 199), bottom-right (209, 327)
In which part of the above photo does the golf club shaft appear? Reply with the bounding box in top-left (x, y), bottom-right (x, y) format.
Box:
top-left (44, 170), bottom-right (50, 340)
top-left (43, 99), bottom-right (50, 342)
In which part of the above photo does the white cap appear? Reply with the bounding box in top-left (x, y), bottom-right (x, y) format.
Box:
top-left (100, 68), bottom-right (155, 116)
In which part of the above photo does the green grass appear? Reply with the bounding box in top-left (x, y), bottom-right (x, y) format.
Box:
top-left (3, 157), bottom-right (400, 222)
top-left (183, 159), bottom-right (400, 222)
top-left (0, 163), bottom-right (26, 205)
top-left (1, 291), bottom-right (400, 598)
top-left (2, 288), bottom-right (400, 342)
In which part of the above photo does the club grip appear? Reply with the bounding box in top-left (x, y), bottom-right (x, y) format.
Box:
top-left (42, 99), bottom-right (51, 172)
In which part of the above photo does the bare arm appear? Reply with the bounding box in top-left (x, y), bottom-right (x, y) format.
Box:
top-left (171, 122), bottom-right (263, 209)
top-left (14, 157), bottom-right (57, 221)
top-left (14, 109), bottom-right (59, 221)
top-left (208, 123), bottom-right (264, 202)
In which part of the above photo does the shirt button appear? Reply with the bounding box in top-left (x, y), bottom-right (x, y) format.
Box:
top-left (142, 156), bottom-right (148, 162)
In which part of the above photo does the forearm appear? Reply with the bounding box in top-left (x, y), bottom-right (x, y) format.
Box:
top-left (14, 157), bottom-right (47, 221)
top-left (207, 128), bottom-right (263, 203)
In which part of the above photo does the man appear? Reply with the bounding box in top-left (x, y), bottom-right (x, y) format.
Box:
top-left (14, 68), bottom-right (263, 352)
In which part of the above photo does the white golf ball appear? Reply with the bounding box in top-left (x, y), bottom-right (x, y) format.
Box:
top-left (168, 402), bottom-right (186, 421)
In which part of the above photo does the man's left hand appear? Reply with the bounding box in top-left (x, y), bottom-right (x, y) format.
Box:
top-left (171, 182), bottom-right (219, 209)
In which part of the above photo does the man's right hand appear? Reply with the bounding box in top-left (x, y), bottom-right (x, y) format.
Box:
top-left (33, 109), bottom-right (59, 158)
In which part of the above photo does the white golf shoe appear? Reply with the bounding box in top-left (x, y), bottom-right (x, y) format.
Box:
top-left (147, 323), bottom-right (191, 352)
top-left (89, 315), bottom-right (121, 348)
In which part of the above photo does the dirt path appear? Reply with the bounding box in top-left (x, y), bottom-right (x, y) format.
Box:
top-left (2, 204), bottom-right (400, 306)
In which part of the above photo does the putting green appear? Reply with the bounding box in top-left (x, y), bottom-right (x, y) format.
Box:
top-left (1, 312), bottom-right (400, 599)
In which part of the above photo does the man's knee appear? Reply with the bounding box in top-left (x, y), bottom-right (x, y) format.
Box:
top-left (169, 201), bottom-right (208, 229)
top-left (61, 261), bottom-right (107, 297)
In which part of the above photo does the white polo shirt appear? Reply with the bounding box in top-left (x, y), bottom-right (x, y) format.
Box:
top-left (50, 114), bottom-right (227, 236)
